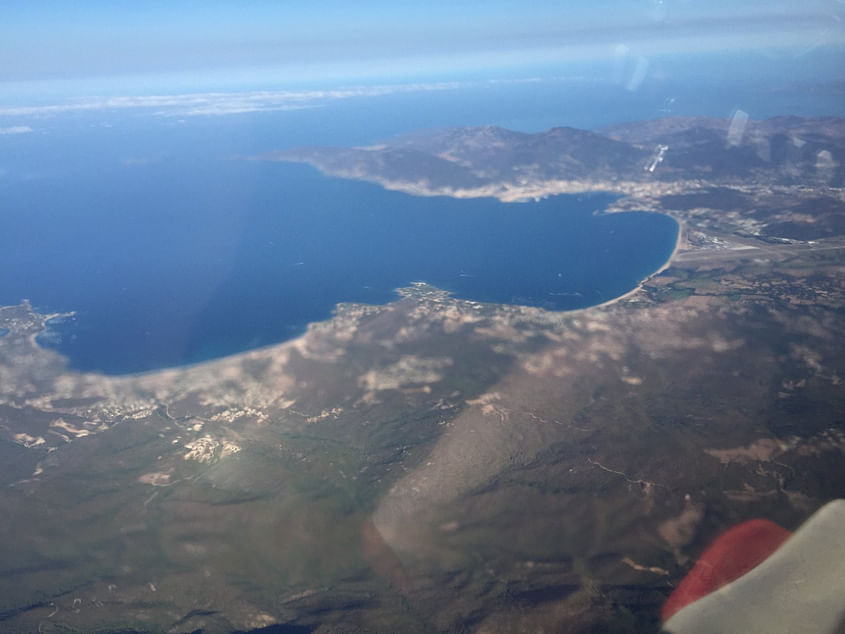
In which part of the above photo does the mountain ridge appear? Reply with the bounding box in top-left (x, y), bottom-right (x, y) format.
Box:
top-left (265, 116), bottom-right (845, 197)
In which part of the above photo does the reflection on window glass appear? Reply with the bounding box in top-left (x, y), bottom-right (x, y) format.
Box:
top-left (0, 2), bottom-right (843, 632)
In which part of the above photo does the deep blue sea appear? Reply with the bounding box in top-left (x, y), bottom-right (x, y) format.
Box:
top-left (16, 72), bottom-right (819, 375)
top-left (1, 139), bottom-right (677, 374)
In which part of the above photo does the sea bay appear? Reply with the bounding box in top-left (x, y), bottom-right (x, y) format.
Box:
top-left (0, 94), bottom-right (685, 375)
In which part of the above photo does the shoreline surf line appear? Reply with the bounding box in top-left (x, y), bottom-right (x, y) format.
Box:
top-left (579, 215), bottom-right (685, 313)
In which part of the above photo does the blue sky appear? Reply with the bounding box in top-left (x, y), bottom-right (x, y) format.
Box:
top-left (0, 0), bottom-right (845, 115)
top-left (1, 0), bottom-right (843, 104)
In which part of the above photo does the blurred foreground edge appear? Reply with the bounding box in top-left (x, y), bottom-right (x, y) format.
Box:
top-left (662, 499), bottom-right (845, 633)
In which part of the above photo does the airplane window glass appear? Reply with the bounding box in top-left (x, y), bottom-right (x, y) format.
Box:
top-left (1, 2), bottom-right (843, 632)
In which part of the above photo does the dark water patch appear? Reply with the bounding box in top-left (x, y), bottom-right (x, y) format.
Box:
top-left (0, 157), bottom-right (677, 375)
top-left (0, 109), bottom-right (677, 375)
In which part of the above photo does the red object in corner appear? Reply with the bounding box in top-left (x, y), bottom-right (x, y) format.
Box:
top-left (662, 518), bottom-right (792, 622)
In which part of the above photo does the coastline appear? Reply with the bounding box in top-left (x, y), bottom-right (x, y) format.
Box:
top-left (582, 214), bottom-right (685, 313)
top-left (6, 176), bottom-right (685, 377)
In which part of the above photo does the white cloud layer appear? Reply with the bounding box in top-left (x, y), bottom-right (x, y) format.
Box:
top-left (0, 81), bottom-right (474, 118)
top-left (0, 125), bottom-right (34, 134)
